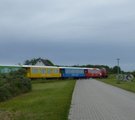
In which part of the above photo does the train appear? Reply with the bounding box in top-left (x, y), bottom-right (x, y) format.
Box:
top-left (0, 65), bottom-right (108, 79)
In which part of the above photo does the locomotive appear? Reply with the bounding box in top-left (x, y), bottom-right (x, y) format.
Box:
top-left (0, 65), bottom-right (108, 79)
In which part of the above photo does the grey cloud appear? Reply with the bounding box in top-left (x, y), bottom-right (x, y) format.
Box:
top-left (0, 0), bottom-right (135, 71)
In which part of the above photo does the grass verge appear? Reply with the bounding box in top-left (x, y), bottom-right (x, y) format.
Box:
top-left (0, 80), bottom-right (76, 120)
top-left (97, 74), bottom-right (135, 93)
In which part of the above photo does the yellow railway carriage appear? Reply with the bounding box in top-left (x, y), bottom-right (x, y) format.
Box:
top-left (25, 66), bottom-right (61, 78)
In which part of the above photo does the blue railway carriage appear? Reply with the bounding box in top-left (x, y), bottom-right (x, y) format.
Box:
top-left (60, 67), bottom-right (85, 78)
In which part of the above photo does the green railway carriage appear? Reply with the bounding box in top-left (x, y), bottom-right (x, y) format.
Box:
top-left (0, 65), bottom-right (21, 74)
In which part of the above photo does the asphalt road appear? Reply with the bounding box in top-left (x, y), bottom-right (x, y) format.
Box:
top-left (68, 79), bottom-right (135, 120)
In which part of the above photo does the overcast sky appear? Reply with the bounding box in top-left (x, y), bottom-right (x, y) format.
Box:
top-left (0, 0), bottom-right (135, 71)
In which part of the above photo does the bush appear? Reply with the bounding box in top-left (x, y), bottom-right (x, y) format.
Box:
top-left (0, 68), bottom-right (32, 102)
top-left (0, 84), bottom-right (12, 101)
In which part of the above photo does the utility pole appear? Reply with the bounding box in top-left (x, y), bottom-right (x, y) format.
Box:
top-left (117, 58), bottom-right (120, 75)
top-left (116, 58), bottom-right (120, 83)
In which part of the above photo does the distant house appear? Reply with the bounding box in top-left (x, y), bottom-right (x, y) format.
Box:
top-left (34, 58), bottom-right (54, 66)
top-left (35, 59), bottom-right (45, 66)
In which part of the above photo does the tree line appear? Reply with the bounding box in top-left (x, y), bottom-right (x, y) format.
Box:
top-left (23, 57), bottom-right (126, 74)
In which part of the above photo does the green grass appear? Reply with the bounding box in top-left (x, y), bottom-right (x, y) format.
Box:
top-left (98, 74), bottom-right (135, 93)
top-left (0, 80), bottom-right (76, 120)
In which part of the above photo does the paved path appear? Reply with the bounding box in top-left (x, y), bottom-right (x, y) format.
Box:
top-left (68, 79), bottom-right (135, 120)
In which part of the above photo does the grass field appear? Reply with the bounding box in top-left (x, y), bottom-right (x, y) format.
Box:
top-left (98, 74), bottom-right (135, 93)
top-left (0, 80), bottom-right (76, 120)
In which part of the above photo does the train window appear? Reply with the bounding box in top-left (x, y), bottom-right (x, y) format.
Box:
top-left (13, 68), bottom-right (19, 71)
top-left (65, 69), bottom-right (70, 74)
top-left (41, 69), bottom-right (46, 74)
top-left (32, 68), bottom-right (38, 74)
top-left (73, 70), bottom-right (76, 74)
top-left (47, 69), bottom-right (51, 74)
top-left (80, 70), bottom-right (84, 74)
top-left (75, 70), bottom-right (78, 74)
top-left (54, 69), bottom-right (59, 73)
top-left (1, 68), bottom-right (10, 73)
top-left (74, 70), bottom-right (77, 74)
top-left (70, 69), bottom-right (73, 74)
top-left (78, 70), bottom-right (80, 74)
